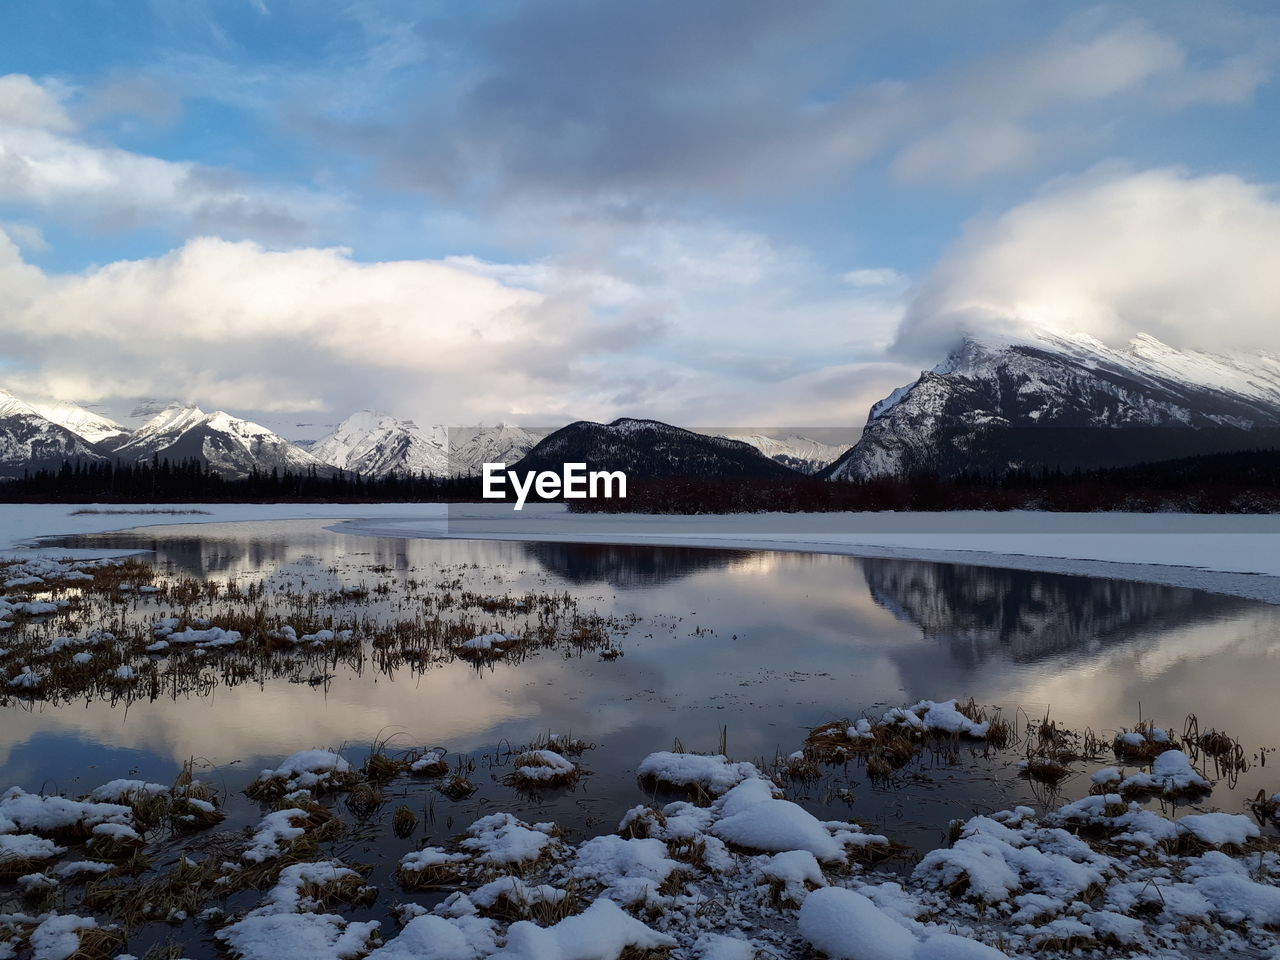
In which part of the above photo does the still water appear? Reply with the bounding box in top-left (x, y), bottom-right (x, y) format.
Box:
top-left (10, 519), bottom-right (1277, 848)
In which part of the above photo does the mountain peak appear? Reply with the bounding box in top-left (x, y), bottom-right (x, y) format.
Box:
top-left (828, 329), bottom-right (1280, 480)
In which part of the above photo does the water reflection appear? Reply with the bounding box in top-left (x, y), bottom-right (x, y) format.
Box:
top-left (861, 557), bottom-right (1249, 664)
top-left (11, 520), bottom-right (1280, 847)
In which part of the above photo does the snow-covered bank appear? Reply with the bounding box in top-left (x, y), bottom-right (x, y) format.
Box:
top-left (4, 502), bottom-right (1280, 603)
top-left (3, 735), bottom-right (1278, 959)
top-left (333, 504), bottom-right (1280, 604)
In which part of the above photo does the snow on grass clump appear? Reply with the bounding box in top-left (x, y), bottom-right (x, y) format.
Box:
top-left (636, 751), bottom-right (761, 797)
top-left (215, 912), bottom-right (379, 960)
top-left (1176, 812), bottom-right (1260, 848)
top-left (881, 699), bottom-right (992, 738)
top-left (800, 887), bottom-right (1010, 959)
top-left (571, 835), bottom-right (682, 905)
top-left (489, 897), bottom-right (675, 959)
top-left (0, 833), bottom-right (65, 877)
top-left (364, 912), bottom-right (498, 959)
top-left (398, 846), bottom-right (471, 888)
top-left (409, 748), bottom-right (447, 775)
top-left (164, 625), bottom-right (242, 648)
top-left (1117, 749), bottom-right (1212, 799)
top-left (0, 787), bottom-right (132, 838)
top-left (27, 912), bottom-right (120, 960)
top-left (913, 808), bottom-right (1109, 903)
top-left (508, 749), bottom-right (579, 788)
top-left (248, 750), bottom-right (355, 798)
top-left (460, 813), bottom-right (559, 868)
top-left (710, 777), bottom-right (888, 863)
top-left (87, 779), bottom-right (168, 803)
top-left (455, 632), bottom-right (520, 658)
top-left (242, 808), bottom-right (318, 863)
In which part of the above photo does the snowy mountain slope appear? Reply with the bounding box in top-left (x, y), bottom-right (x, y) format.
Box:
top-left (0, 388), bottom-right (106, 477)
top-left (28, 400), bottom-right (128, 446)
top-left (513, 418), bottom-right (799, 479)
top-left (450, 424), bottom-right (542, 476)
top-left (112, 404), bottom-right (329, 479)
top-left (826, 330), bottom-right (1280, 480)
top-left (722, 433), bottom-right (848, 474)
top-left (311, 411), bottom-right (449, 477)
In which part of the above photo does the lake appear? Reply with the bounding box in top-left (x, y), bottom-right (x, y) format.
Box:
top-left (3, 517), bottom-right (1278, 958)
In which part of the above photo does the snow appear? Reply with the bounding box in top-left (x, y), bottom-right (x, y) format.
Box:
top-left (1177, 812), bottom-right (1259, 847)
top-left (399, 846), bottom-right (469, 873)
top-left (489, 898), bottom-right (675, 960)
top-left (253, 861), bottom-right (364, 915)
top-left (6, 502), bottom-right (1280, 604)
top-left (0, 787), bottom-right (132, 833)
top-left (410, 748), bottom-right (447, 773)
top-left (215, 912), bottom-right (379, 960)
top-left (712, 782), bottom-right (873, 861)
top-left (253, 750), bottom-right (351, 792)
top-left (512, 749), bottom-right (575, 782)
top-left (571, 835), bottom-right (680, 905)
top-left (636, 751), bottom-right (761, 795)
top-left (459, 813), bottom-right (556, 866)
top-left (28, 913), bottom-right (106, 960)
top-left (880, 699), bottom-right (991, 738)
top-left (311, 411), bottom-right (449, 478)
top-left (243, 808), bottom-right (310, 863)
top-left (798, 887), bottom-right (918, 960)
top-left (164, 626), bottom-right (242, 648)
top-left (1119, 749), bottom-right (1211, 797)
top-left (0, 832), bottom-right (64, 861)
top-left (459, 632), bottom-right (516, 652)
top-left (365, 913), bottom-right (496, 959)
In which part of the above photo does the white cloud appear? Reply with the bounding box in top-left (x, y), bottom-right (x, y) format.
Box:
top-left (0, 73), bottom-right (339, 241)
top-left (894, 167), bottom-right (1280, 357)
top-left (843, 268), bottom-right (905, 289)
top-left (891, 19), bottom-right (1274, 183)
top-left (0, 226), bottom-right (903, 430)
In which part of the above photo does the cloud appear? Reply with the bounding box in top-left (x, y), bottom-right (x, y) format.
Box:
top-left (282, 4), bottom-right (1276, 206)
top-left (893, 167), bottom-right (1280, 358)
top-left (0, 73), bottom-right (339, 241)
top-left (0, 224), bottom-right (906, 430)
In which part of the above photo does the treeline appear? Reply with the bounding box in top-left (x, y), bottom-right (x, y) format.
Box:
top-left (0, 459), bottom-right (486, 503)
top-left (569, 450), bottom-right (1280, 514)
top-left (4, 448), bottom-right (1280, 512)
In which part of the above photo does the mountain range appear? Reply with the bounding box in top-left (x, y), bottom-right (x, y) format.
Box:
top-left (4, 330), bottom-right (1280, 482)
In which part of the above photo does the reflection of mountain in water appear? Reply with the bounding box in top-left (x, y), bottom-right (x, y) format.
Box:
top-left (862, 558), bottom-right (1248, 665)
top-left (520, 542), bottom-right (748, 589)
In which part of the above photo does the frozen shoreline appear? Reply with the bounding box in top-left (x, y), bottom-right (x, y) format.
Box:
top-left (4, 502), bottom-right (1280, 602)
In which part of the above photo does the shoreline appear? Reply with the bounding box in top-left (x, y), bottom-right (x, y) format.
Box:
top-left (4, 502), bottom-right (1280, 603)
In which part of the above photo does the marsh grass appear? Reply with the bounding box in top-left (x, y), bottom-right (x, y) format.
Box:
top-left (1, 557), bottom-right (632, 710)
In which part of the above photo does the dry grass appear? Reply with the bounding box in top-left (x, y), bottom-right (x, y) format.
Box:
top-left (504, 750), bottom-right (582, 790)
top-left (392, 805), bottom-right (418, 838)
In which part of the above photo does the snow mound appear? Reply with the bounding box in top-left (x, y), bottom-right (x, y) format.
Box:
top-left (636, 752), bottom-right (761, 796)
top-left (489, 897), bottom-right (676, 959)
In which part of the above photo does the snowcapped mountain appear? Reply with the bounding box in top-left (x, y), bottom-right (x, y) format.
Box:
top-left (112, 404), bottom-right (329, 479)
top-left (450, 423), bottom-right (542, 476)
top-left (28, 400), bottom-right (127, 446)
top-left (722, 433), bottom-right (848, 475)
top-left (0, 388), bottom-right (106, 477)
top-left (825, 330), bottom-right (1280, 480)
top-left (311, 411), bottom-right (449, 477)
top-left (513, 418), bottom-right (799, 478)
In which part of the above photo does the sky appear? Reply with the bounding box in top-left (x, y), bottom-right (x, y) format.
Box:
top-left (1, 0), bottom-right (1278, 439)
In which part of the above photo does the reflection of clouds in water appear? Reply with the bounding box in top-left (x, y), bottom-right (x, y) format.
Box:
top-left (14, 521), bottom-right (1280, 799)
